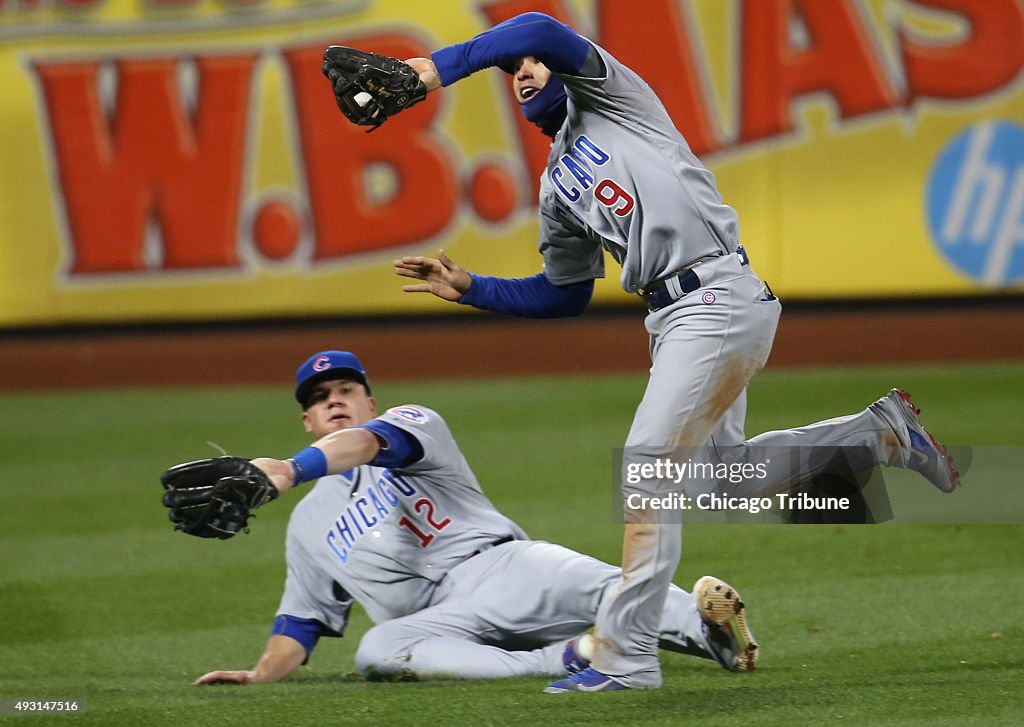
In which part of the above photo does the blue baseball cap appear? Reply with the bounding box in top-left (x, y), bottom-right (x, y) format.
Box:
top-left (294, 351), bottom-right (371, 406)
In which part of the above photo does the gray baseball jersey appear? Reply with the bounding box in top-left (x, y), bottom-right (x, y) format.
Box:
top-left (539, 43), bottom-right (738, 293)
top-left (524, 39), bottom-right (913, 689)
top-left (277, 405), bottom-right (526, 633)
top-left (275, 403), bottom-right (719, 680)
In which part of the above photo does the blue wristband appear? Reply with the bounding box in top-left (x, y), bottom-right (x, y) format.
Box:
top-left (288, 446), bottom-right (328, 484)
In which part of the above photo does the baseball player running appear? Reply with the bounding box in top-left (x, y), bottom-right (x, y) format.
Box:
top-left (192, 350), bottom-right (756, 686)
top-left (387, 12), bottom-right (960, 692)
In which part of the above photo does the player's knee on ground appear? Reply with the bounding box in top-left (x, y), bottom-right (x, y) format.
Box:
top-left (354, 625), bottom-right (415, 680)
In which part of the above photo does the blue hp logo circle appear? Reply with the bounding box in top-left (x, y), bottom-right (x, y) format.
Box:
top-left (926, 121), bottom-right (1024, 286)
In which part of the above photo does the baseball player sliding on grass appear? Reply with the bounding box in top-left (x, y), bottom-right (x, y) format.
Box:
top-left (193, 350), bottom-right (756, 686)
top-left (385, 12), bottom-right (960, 692)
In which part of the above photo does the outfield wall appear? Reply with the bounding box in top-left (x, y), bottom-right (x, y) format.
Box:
top-left (2, 302), bottom-right (1023, 390)
top-left (1, 0), bottom-right (1022, 328)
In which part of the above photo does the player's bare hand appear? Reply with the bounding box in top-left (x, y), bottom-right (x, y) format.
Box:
top-left (403, 57), bottom-right (441, 92)
top-left (250, 457), bottom-right (295, 494)
top-left (193, 669), bottom-right (257, 686)
top-left (394, 250), bottom-right (472, 302)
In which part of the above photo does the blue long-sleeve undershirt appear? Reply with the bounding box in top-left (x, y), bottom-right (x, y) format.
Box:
top-left (360, 420), bottom-right (424, 468)
top-left (458, 273), bottom-right (593, 318)
top-left (433, 13), bottom-right (593, 319)
top-left (432, 12), bottom-right (590, 86)
top-left (271, 614), bottom-right (324, 661)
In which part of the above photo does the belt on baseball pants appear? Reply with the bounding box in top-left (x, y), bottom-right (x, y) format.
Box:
top-left (447, 536), bottom-right (516, 574)
top-left (470, 535), bottom-right (515, 558)
top-left (640, 245), bottom-right (750, 312)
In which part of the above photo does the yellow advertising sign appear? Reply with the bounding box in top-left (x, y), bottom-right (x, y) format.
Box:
top-left (0, 0), bottom-right (1022, 327)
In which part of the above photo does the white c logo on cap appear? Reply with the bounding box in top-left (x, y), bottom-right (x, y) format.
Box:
top-left (313, 356), bottom-right (332, 371)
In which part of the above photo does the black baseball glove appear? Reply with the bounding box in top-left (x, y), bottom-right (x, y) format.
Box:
top-left (321, 45), bottom-right (428, 130)
top-left (160, 456), bottom-right (279, 539)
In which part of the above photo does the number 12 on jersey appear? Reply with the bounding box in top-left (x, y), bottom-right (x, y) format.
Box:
top-left (398, 497), bottom-right (452, 547)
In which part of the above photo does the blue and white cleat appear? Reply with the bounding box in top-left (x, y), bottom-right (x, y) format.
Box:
top-left (880, 389), bottom-right (960, 493)
top-left (694, 575), bottom-right (758, 672)
top-left (544, 667), bottom-right (628, 693)
top-left (562, 634), bottom-right (594, 675)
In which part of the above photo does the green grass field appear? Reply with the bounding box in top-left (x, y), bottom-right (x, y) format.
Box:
top-left (1, 362), bottom-right (1022, 725)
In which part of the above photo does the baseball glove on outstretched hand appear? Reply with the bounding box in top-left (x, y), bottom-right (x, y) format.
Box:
top-left (161, 456), bottom-right (279, 539)
top-left (321, 45), bottom-right (427, 130)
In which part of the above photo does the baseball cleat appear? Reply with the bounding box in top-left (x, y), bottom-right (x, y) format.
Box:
top-left (694, 575), bottom-right (758, 672)
top-left (544, 666), bottom-right (628, 693)
top-left (880, 389), bottom-right (959, 493)
top-left (562, 634), bottom-right (594, 675)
